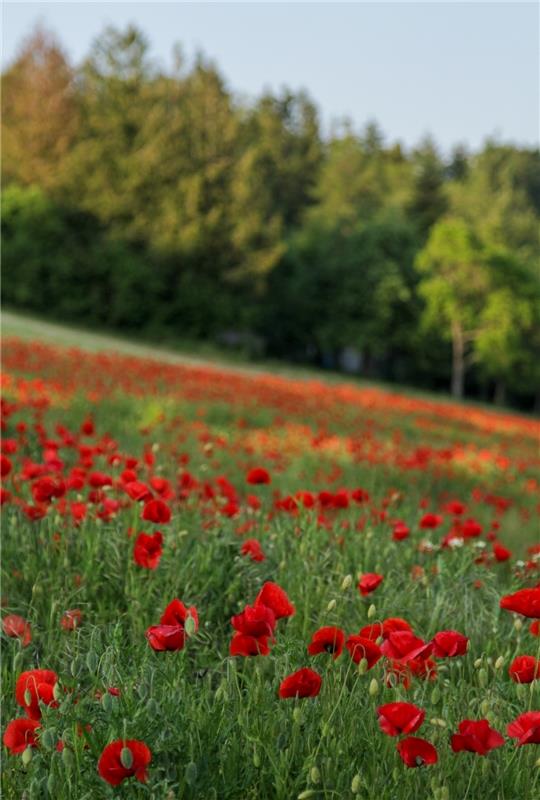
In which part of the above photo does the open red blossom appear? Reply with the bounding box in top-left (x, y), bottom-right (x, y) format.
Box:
top-left (61, 609), bottom-right (83, 631)
top-left (31, 476), bottom-right (65, 504)
top-left (124, 481), bottom-right (153, 502)
top-left (146, 624), bottom-right (185, 651)
top-left (98, 739), bottom-right (151, 786)
top-left (2, 614), bottom-right (32, 646)
top-left (133, 531), bottom-right (163, 570)
top-left (530, 620), bottom-right (540, 636)
top-left (246, 467), bottom-right (271, 485)
top-left (392, 522), bottom-right (410, 541)
top-left (230, 632), bottom-right (270, 656)
top-left (397, 737), bottom-right (438, 767)
top-left (141, 499), bottom-right (171, 524)
top-left (345, 635), bottom-right (382, 669)
top-left (432, 630), bottom-right (469, 658)
top-left (3, 718), bottom-right (40, 754)
top-left (419, 513), bottom-right (442, 529)
top-left (377, 702), bottom-right (425, 736)
top-left (15, 670), bottom-right (58, 720)
top-left (493, 543), bottom-right (511, 562)
top-left (278, 668), bottom-right (321, 699)
top-left (255, 582), bottom-right (295, 619)
top-left (160, 598), bottom-right (198, 631)
top-left (307, 626), bottom-right (345, 659)
top-left (380, 631), bottom-right (433, 662)
top-left (507, 712), bottom-right (540, 745)
top-left (500, 587), bottom-right (540, 619)
top-left (508, 655), bottom-right (540, 683)
top-left (450, 719), bottom-right (505, 756)
top-left (358, 573), bottom-right (384, 596)
top-left (232, 604), bottom-right (276, 637)
top-left (241, 539), bottom-right (265, 562)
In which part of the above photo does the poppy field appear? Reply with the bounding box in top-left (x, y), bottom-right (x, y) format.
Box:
top-left (1, 336), bottom-right (540, 800)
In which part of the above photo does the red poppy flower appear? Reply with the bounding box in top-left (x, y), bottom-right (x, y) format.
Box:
top-left (307, 626), bottom-right (345, 659)
top-left (278, 668), bottom-right (322, 699)
top-left (98, 739), bottom-right (151, 786)
top-left (2, 614), bottom-right (32, 647)
top-left (61, 609), bottom-right (83, 631)
top-left (141, 499), bottom-right (171, 524)
top-left (358, 573), bottom-right (384, 596)
top-left (230, 632), bottom-right (270, 656)
top-left (246, 467), bottom-right (271, 485)
top-left (500, 587), bottom-right (540, 619)
top-left (381, 631), bottom-right (433, 662)
top-left (419, 513), bottom-right (442, 529)
top-left (508, 655), bottom-right (540, 683)
top-left (507, 712), bottom-right (540, 745)
top-left (15, 670), bottom-right (58, 720)
top-left (3, 718), bottom-right (40, 754)
top-left (231, 604), bottom-right (276, 637)
top-left (160, 599), bottom-right (198, 631)
top-left (345, 635), bottom-right (382, 669)
top-left (124, 481), bottom-right (153, 502)
top-left (377, 702), bottom-right (425, 736)
top-left (431, 630), bottom-right (469, 658)
top-left (31, 477), bottom-right (65, 504)
top-left (392, 522), bottom-right (410, 541)
top-left (493, 543), bottom-right (511, 562)
top-left (255, 582), bottom-right (295, 619)
top-left (450, 719), bottom-right (505, 755)
top-left (241, 539), bottom-right (266, 562)
top-left (146, 624), bottom-right (186, 651)
top-left (133, 531), bottom-right (163, 570)
top-left (397, 737), bottom-right (438, 767)
top-left (0, 454), bottom-right (12, 477)
top-left (530, 620), bottom-right (540, 636)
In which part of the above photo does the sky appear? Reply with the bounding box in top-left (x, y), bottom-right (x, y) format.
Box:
top-left (2, 1), bottom-right (539, 152)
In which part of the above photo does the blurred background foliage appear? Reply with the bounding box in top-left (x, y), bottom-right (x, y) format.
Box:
top-left (2, 26), bottom-right (539, 408)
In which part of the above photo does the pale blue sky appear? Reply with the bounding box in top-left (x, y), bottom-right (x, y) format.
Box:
top-left (3, 2), bottom-right (539, 151)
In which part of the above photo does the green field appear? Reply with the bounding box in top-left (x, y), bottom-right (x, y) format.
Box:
top-left (1, 318), bottom-right (539, 799)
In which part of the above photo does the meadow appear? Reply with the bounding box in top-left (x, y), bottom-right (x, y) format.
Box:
top-left (1, 329), bottom-right (539, 800)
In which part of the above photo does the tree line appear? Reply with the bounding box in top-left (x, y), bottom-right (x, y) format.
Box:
top-left (2, 26), bottom-right (539, 407)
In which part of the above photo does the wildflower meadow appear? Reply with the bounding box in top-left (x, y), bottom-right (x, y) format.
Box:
top-left (1, 335), bottom-right (539, 799)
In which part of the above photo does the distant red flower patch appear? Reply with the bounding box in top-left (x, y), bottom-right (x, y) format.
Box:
top-left (246, 467), bottom-right (271, 485)
top-left (61, 609), bottom-right (83, 631)
top-left (141, 499), bottom-right (171, 524)
top-left (278, 668), bottom-right (321, 699)
top-left (241, 539), bottom-right (265, 562)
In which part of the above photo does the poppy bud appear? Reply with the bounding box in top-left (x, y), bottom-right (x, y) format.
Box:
top-left (24, 688), bottom-right (32, 706)
top-left (184, 614), bottom-right (197, 637)
top-left (298, 791), bottom-right (318, 799)
top-left (478, 668), bottom-right (488, 688)
top-left (293, 708), bottom-right (302, 724)
top-left (86, 652), bottom-right (99, 672)
top-left (474, 658), bottom-right (483, 668)
top-left (101, 692), bottom-right (113, 713)
top-left (369, 678), bottom-right (379, 696)
top-left (185, 762), bottom-right (198, 786)
top-left (22, 746), bottom-right (33, 766)
top-left (327, 599), bottom-right (336, 611)
top-left (392, 767), bottom-right (400, 781)
top-left (310, 767), bottom-right (321, 784)
top-left (439, 789), bottom-right (450, 800)
top-left (494, 656), bottom-right (504, 670)
top-left (358, 658), bottom-right (369, 675)
top-left (341, 575), bottom-right (352, 590)
top-left (535, 757), bottom-right (540, 768)
top-left (253, 751), bottom-right (261, 768)
top-left (351, 774), bottom-right (362, 794)
top-left (62, 745), bottom-right (75, 770)
top-left (430, 687), bottom-right (441, 704)
top-left (514, 619), bottom-right (523, 631)
top-left (53, 682), bottom-right (62, 702)
top-left (40, 728), bottom-right (57, 750)
top-left (367, 604), bottom-right (376, 619)
top-left (47, 772), bottom-right (58, 795)
top-left (120, 747), bottom-right (133, 769)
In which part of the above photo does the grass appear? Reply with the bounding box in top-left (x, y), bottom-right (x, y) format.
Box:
top-left (1, 323), bottom-right (539, 799)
